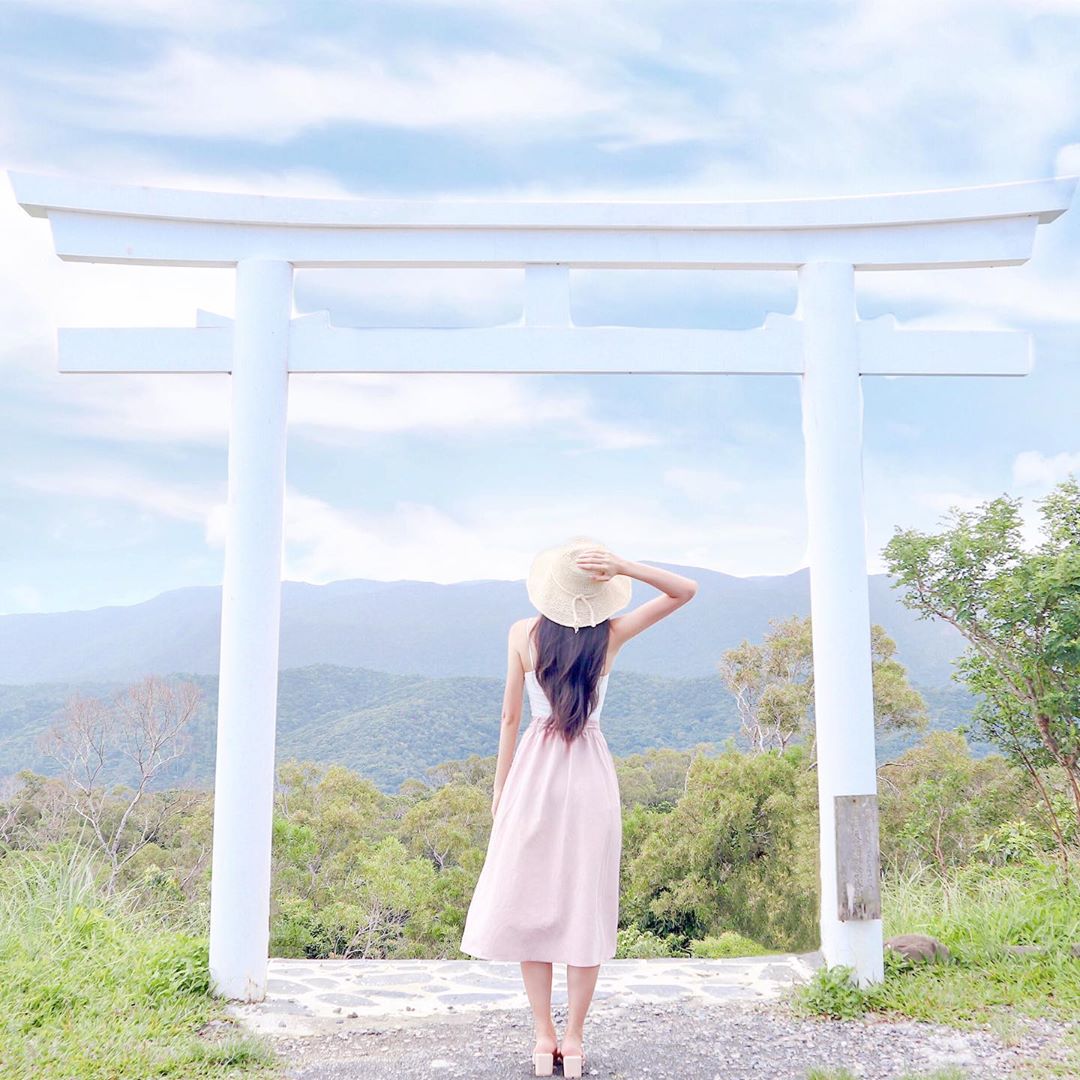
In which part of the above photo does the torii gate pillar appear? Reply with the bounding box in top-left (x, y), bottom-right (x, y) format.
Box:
top-left (208, 259), bottom-right (293, 999)
top-left (800, 261), bottom-right (882, 977)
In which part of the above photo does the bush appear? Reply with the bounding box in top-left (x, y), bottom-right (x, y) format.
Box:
top-left (615, 926), bottom-right (677, 958)
top-left (792, 963), bottom-right (867, 1019)
top-left (622, 744), bottom-right (820, 951)
top-left (689, 930), bottom-right (769, 958)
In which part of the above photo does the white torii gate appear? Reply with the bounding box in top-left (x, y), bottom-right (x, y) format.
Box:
top-left (9, 169), bottom-right (1076, 999)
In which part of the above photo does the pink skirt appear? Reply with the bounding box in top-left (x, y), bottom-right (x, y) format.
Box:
top-left (459, 715), bottom-right (622, 967)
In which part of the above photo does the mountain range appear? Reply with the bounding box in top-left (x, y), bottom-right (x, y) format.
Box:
top-left (0, 563), bottom-right (965, 685)
top-left (0, 563), bottom-right (979, 792)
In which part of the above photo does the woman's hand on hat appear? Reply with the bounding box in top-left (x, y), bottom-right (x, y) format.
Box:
top-left (575, 548), bottom-right (623, 582)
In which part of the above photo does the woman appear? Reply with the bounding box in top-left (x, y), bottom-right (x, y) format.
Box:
top-left (459, 536), bottom-right (698, 1077)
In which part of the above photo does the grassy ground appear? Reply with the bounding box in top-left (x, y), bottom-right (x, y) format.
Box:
top-left (0, 844), bottom-right (278, 1080)
top-left (793, 860), bottom-right (1080, 1078)
top-left (4, 843), bottom-right (1078, 1078)
top-left (806, 1072), bottom-right (968, 1080)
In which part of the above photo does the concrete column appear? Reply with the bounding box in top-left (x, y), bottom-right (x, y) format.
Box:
top-left (208, 258), bottom-right (293, 1001)
top-left (797, 260), bottom-right (884, 986)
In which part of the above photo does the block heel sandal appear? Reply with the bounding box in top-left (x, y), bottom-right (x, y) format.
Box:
top-left (532, 1049), bottom-right (554, 1076)
top-left (562, 1050), bottom-right (585, 1078)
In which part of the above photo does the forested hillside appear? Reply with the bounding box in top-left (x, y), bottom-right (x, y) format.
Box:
top-left (1, 663), bottom-right (979, 793)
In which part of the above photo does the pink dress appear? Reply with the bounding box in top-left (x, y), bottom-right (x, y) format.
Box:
top-left (459, 625), bottom-right (622, 966)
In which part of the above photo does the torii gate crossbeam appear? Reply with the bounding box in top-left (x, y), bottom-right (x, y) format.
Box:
top-left (9, 169), bottom-right (1077, 1000)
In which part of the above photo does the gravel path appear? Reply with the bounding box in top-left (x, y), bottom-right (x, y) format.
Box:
top-left (260, 994), bottom-right (1077, 1079)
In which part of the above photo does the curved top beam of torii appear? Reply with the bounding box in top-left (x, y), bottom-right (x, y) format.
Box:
top-left (6, 168), bottom-right (1078, 377)
top-left (7, 169), bottom-right (1078, 270)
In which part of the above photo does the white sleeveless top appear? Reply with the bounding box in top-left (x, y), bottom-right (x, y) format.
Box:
top-left (525, 618), bottom-right (610, 729)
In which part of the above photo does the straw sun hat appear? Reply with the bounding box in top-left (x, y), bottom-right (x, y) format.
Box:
top-left (527, 536), bottom-right (632, 632)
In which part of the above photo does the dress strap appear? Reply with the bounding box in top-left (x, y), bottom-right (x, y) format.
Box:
top-left (528, 616), bottom-right (539, 670)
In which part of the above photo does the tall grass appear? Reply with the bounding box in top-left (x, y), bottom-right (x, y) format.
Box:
top-left (885, 860), bottom-right (1080, 955)
top-left (0, 842), bottom-right (280, 1080)
top-left (795, 858), bottom-right (1080, 1049)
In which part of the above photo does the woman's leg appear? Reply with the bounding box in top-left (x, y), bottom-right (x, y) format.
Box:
top-left (520, 961), bottom-right (558, 1053)
top-left (563, 962), bottom-right (600, 1056)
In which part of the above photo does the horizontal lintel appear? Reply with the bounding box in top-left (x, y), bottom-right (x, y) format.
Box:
top-left (57, 326), bottom-right (232, 373)
top-left (856, 316), bottom-right (1031, 375)
top-left (56, 315), bottom-right (1032, 378)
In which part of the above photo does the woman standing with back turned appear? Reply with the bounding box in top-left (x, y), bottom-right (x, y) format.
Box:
top-left (459, 536), bottom-right (698, 1076)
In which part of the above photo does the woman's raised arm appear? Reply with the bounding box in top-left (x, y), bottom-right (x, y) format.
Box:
top-left (574, 549), bottom-right (698, 645)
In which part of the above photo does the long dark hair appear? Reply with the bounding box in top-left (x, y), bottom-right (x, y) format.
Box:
top-left (530, 614), bottom-right (610, 743)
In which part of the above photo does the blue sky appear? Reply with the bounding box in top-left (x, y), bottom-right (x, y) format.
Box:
top-left (1, 0), bottom-right (1079, 615)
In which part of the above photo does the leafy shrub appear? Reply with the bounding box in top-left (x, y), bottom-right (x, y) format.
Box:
top-left (622, 744), bottom-right (820, 951)
top-left (689, 930), bottom-right (769, 958)
top-left (793, 963), bottom-right (867, 1019)
top-left (615, 926), bottom-right (677, 958)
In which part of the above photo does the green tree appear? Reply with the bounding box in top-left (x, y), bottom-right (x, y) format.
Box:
top-left (881, 476), bottom-right (1080, 858)
top-left (623, 744), bottom-right (820, 951)
top-left (718, 615), bottom-right (928, 754)
top-left (877, 730), bottom-right (1030, 875)
top-left (398, 781), bottom-right (489, 873)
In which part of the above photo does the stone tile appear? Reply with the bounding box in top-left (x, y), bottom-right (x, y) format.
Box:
top-left (266, 979), bottom-right (316, 994)
top-left (437, 992), bottom-right (522, 1005)
top-left (314, 993), bottom-right (381, 1006)
top-left (760, 964), bottom-right (798, 981)
top-left (244, 952), bottom-right (815, 1031)
top-left (701, 984), bottom-right (751, 999)
top-left (455, 973), bottom-right (529, 988)
top-left (622, 984), bottom-right (694, 998)
top-left (345, 972), bottom-right (431, 985)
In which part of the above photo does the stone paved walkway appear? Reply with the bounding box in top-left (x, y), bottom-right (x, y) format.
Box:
top-left (219, 953), bottom-right (1078, 1079)
top-left (228, 952), bottom-right (825, 1037)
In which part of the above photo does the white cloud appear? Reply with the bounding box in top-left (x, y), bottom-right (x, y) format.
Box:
top-left (24, 43), bottom-right (682, 146)
top-left (7, 0), bottom-right (274, 30)
top-left (14, 461), bottom-right (220, 525)
top-left (863, 451), bottom-right (1073, 568)
top-left (662, 465), bottom-right (744, 502)
top-left (8, 453), bottom-right (810, 593)
top-left (280, 483), bottom-right (808, 586)
top-left (1, 584), bottom-right (43, 614)
top-left (8, 367), bottom-right (658, 450)
top-left (1012, 449), bottom-right (1080, 489)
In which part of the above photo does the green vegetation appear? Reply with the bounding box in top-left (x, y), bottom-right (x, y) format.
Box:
top-left (806, 1072), bottom-right (968, 1080)
top-left (718, 614), bottom-right (928, 753)
top-left (0, 844), bottom-right (277, 1079)
top-left (0, 666), bottom-right (745, 793)
top-left (792, 862), bottom-right (1080, 1076)
top-left (883, 476), bottom-right (1080, 859)
top-left (4, 719), bottom-right (1079, 1076)
top-left (689, 930), bottom-right (770, 957)
top-left (1, 475), bottom-right (1074, 1077)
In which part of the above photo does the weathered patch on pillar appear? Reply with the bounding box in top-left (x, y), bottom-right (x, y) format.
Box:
top-left (834, 793), bottom-right (881, 920)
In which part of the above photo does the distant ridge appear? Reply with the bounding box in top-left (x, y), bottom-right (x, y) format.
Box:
top-left (0, 563), bottom-right (967, 687)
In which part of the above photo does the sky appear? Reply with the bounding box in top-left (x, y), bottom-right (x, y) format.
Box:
top-left (0, 0), bottom-right (1079, 615)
